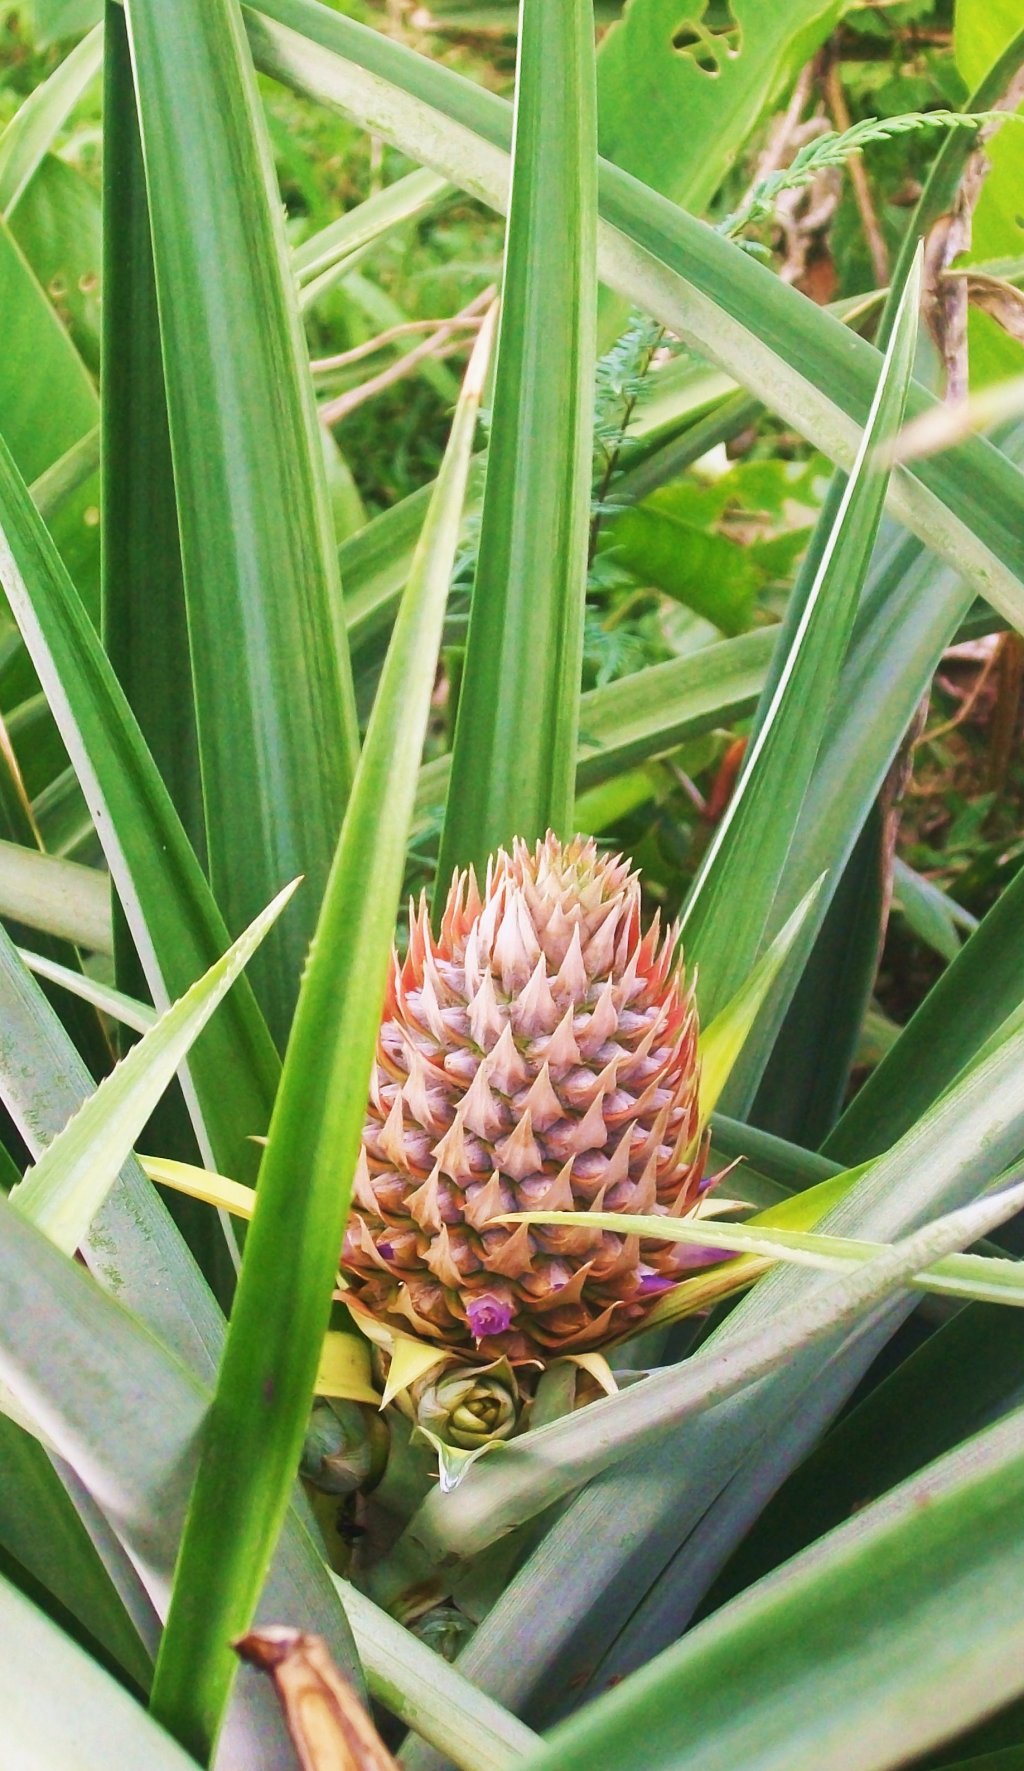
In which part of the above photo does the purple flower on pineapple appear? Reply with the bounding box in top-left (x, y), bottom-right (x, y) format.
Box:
top-left (466, 1292), bottom-right (515, 1342)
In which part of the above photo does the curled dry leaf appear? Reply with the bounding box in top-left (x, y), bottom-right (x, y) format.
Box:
top-left (235, 1629), bottom-right (399, 1771)
top-left (922, 65), bottom-right (1024, 398)
top-left (958, 270), bottom-right (1024, 345)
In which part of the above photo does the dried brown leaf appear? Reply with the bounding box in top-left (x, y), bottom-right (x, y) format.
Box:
top-left (962, 270), bottom-right (1024, 345)
top-left (236, 1628), bottom-right (399, 1771)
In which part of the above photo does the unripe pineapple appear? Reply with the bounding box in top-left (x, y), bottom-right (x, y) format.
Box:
top-left (342, 835), bottom-right (708, 1366)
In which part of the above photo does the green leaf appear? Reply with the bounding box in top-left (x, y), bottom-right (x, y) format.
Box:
top-left (9, 880), bottom-right (297, 1255)
top-left (596, 0), bottom-right (842, 207)
top-left (516, 1406), bottom-right (1024, 1771)
top-left (0, 23), bottom-right (102, 218)
top-left (149, 316), bottom-right (493, 1763)
top-left (679, 252), bottom-right (921, 1022)
top-left (26, 0), bottom-right (102, 45)
top-left (17, 945), bottom-right (155, 1034)
top-left (434, 0), bottom-right (596, 891)
top-left (124, 0), bottom-right (361, 1041)
top-left (246, 0), bottom-right (1024, 627)
top-left (892, 855), bottom-right (975, 964)
top-left (0, 214), bottom-right (96, 488)
top-left (0, 419), bottom-right (281, 1188)
top-left (10, 155), bottom-right (102, 374)
top-left (607, 503), bottom-right (760, 635)
top-left (0, 838), bottom-right (110, 952)
top-left (0, 1571), bottom-right (195, 1771)
top-left (748, 808), bottom-right (886, 1146)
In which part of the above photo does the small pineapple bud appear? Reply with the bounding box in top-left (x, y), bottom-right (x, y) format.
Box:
top-left (300, 1399), bottom-right (389, 1495)
top-left (413, 1357), bottom-right (519, 1450)
top-left (410, 1604), bottom-right (476, 1663)
top-left (343, 835), bottom-right (708, 1364)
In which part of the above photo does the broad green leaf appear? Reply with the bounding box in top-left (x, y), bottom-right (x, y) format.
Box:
top-left (10, 879), bottom-right (297, 1254)
top-left (435, 0), bottom-right (596, 889)
top-left (28, 424), bottom-right (99, 523)
top-left (247, 0), bottom-right (1024, 629)
top-left (516, 1407), bottom-right (1024, 1771)
top-left (679, 253), bottom-right (920, 1021)
top-left (0, 422), bottom-right (281, 1187)
top-left (0, 1571), bottom-right (194, 1771)
top-left (0, 214), bottom-right (96, 487)
top-left (0, 23), bottom-right (102, 217)
top-left (124, 0), bottom-right (360, 1041)
top-left (335, 1576), bottom-right (539, 1771)
top-left (0, 838), bottom-right (110, 952)
top-left (26, 0), bottom-right (102, 43)
top-left (10, 155), bottom-right (102, 374)
top-left (149, 318), bottom-right (494, 1763)
top-left (596, 0), bottom-right (842, 207)
top-left (0, 1195), bottom-right (363, 1767)
top-left (390, 1180), bottom-right (1024, 1559)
